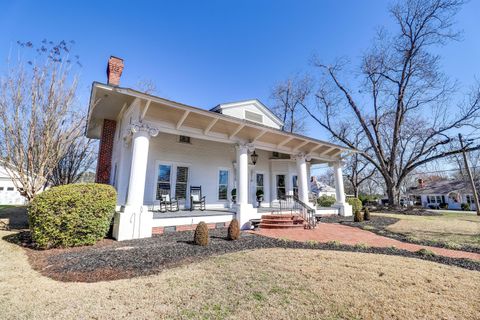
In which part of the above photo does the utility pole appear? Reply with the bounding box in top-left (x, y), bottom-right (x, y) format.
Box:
top-left (458, 133), bottom-right (480, 216)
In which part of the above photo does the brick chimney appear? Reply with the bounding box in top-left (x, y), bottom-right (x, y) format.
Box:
top-left (106, 56), bottom-right (124, 86)
top-left (418, 178), bottom-right (425, 188)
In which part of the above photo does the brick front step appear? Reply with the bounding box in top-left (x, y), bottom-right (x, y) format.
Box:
top-left (260, 218), bottom-right (301, 225)
top-left (261, 214), bottom-right (297, 220)
top-left (259, 223), bottom-right (305, 229)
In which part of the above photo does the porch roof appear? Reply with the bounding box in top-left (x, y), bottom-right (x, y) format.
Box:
top-left (86, 82), bottom-right (356, 163)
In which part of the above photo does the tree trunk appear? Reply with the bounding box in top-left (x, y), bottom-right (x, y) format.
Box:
top-left (386, 184), bottom-right (398, 206)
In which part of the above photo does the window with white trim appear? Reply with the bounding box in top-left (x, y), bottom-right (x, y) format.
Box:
top-left (256, 173), bottom-right (264, 195)
top-left (156, 164), bottom-right (172, 200)
top-left (218, 170), bottom-right (229, 200)
top-left (292, 175), bottom-right (298, 197)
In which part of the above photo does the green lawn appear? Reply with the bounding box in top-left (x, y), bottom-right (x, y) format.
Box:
top-left (375, 211), bottom-right (480, 250)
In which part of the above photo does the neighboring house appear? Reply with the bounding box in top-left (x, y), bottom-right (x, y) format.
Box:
top-left (311, 177), bottom-right (336, 198)
top-left (408, 178), bottom-right (478, 210)
top-left (86, 56), bottom-right (354, 241)
top-left (0, 166), bottom-right (27, 205)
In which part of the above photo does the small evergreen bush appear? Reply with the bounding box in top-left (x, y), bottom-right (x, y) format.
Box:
top-left (317, 195), bottom-right (336, 207)
top-left (363, 207), bottom-right (371, 221)
top-left (28, 183), bottom-right (117, 249)
top-left (347, 197), bottom-right (363, 213)
top-left (354, 210), bottom-right (363, 222)
top-left (194, 221), bottom-right (209, 246)
top-left (461, 203), bottom-right (471, 211)
top-left (227, 218), bottom-right (240, 240)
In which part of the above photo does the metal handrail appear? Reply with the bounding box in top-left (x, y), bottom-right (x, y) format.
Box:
top-left (279, 195), bottom-right (316, 229)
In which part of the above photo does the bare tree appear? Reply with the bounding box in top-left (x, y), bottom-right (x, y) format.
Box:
top-left (301, 0), bottom-right (480, 205)
top-left (0, 40), bottom-right (82, 201)
top-left (48, 129), bottom-right (96, 186)
top-left (271, 74), bottom-right (312, 133)
top-left (344, 133), bottom-right (377, 197)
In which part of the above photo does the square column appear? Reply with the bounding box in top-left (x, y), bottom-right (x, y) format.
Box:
top-left (332, 161), bottom-right (352, 216)
top-left (235, 144), bottom-right (257, 229)
top-left (113, 123), bottom-right (158, 240)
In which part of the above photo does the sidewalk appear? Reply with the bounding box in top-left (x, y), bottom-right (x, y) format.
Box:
top-left (254, 223), bottom-right (480, 261)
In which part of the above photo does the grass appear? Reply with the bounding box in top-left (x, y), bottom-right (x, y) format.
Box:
top-left (375, 211), bottom-right (480, 250)
top-left (1, 230), bottom-right (479, 319)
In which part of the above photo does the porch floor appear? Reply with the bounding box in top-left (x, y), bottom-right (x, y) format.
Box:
top-left (152, 209), bottom-right (234, 219)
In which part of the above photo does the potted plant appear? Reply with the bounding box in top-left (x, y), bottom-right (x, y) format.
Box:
top-left (256, 189), bottom-right (264, 206)
top-left (231, 188), bottom-right (237, 203)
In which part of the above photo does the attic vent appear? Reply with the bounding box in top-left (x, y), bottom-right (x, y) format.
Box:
top-left (245, 110), bottom-right (263, 123)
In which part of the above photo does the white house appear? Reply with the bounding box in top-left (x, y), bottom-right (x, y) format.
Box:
top-left (0, 166), bottom-right (27, 205)
top-left (408, 178), bottom-right (478, 211)
top-left (86, 57), bottom-right (354, 241)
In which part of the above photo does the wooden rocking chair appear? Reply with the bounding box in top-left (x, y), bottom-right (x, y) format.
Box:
top-left (190, 186), bottom-right (206, 211)
top-left (158, 187), bottom-right (179, 212)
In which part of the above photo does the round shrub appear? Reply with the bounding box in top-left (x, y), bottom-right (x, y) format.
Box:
top-left (28, 183), bottom-right (117, 249)
top-left (194, 221), bottom-right (209, 246)
top-left (461, 203), bottom-right (471, 211)
top-left (347, 197), bottom-right (363, 213)
top-left (363, 207), bottom-right (371, 221)
top-left (227, 218), bottom-right (240, 240)
top-left (354, 210), bottom-right (363, 222)
top-left (317, 195), bottom-right (336, 207)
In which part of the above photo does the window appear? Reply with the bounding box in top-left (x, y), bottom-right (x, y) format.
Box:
top-left (156, 165), bottom-right (171, 199)
top-left (466, 195), bottom-right (474, 204)
top-left (218, 170), bottom-right (229, 200)
top-left (276, 175), bottom-right (286, 200)
top-left (245, 110), bottom-right (263, 123)
top-left (427, 195), bottom-right (443, 204)
top-left (256, 173), bottom-right (264, 194)
top-left (175, 167), bottom-right (189, 199)
top-left (179, 135), bottom-right (191, 143)
top-left (0, 187), bottom-right (4, 191)
top-left (292, 175), bottom-right (298, 197)
top-left (7, 187), bottom-right (14, 191)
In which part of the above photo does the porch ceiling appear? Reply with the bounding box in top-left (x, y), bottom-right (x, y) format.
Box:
top-left (87, 82), bottom-right (356, 163)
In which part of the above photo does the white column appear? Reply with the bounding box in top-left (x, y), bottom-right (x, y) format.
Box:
top-left (235, 144), bottom-right (257, 229)
top-left (113, 123), bottom-right (159, 241)
top-left (237, 145), bottom-right (249, 206)
top-left (126, 130), bottom-right (150, 206)
top-left (333, 162), bottom-right (346, 204)
top-left (295, 153), bottom-right (310, 205)
top-left (332, 161), bottom-right (352, 216)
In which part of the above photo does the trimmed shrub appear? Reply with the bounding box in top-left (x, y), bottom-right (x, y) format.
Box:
top-left (347, 197), bottom-right (363, 213)
top-left (354, 210), bottom-right (363, 222)
top-left (363, 207), bottom-right (370, 221)
top-left (28, 183), bottom-right (117, 249)
top-left (439, 202), bottom-right (449, 209)
top-left (194, 221), bottom-right (209, 246)
top-left (461, 203), bottom-right (471, 211)
top-left (317, 195), bottom-right (336, 207)
top-left (227, 218), bottom-right (240, 240)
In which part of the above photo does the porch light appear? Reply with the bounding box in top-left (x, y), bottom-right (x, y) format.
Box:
top-left (251, 150), bottom-right (258, 165)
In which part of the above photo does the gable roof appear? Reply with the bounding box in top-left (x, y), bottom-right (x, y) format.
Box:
top-left (408, 179), bottom-right (480, 195)
top-left (210, 99), bottom-right (284, 128)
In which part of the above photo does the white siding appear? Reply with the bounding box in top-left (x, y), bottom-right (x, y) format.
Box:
top-left (219, 102), bottom-right (282, 129)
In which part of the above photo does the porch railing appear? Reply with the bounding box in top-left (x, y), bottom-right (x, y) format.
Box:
top-left (279, 195), bottom-right (317, 229)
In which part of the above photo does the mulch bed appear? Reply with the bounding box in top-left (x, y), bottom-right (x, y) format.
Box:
top-left (320, 214), bottom-right (480, 254)
top-left (3, 228), bottom-right (480, 283)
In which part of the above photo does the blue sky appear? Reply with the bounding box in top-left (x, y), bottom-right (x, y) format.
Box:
top-left (1, 0), bottom-right (479, 139)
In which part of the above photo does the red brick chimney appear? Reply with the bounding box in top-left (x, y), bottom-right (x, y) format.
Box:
top-left (418, 178), bottom-right (425, 188)
top-left (95, 56), bottom-right (123, 184)
top-left (106, 56), bottom-right (124, 86)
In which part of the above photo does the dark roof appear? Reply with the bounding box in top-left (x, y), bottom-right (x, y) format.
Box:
top-left (408, 179), bottom-right (480, 195)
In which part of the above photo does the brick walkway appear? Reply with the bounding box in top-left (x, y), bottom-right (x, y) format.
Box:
top-left (254, 223), bottom-right (480, 261)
